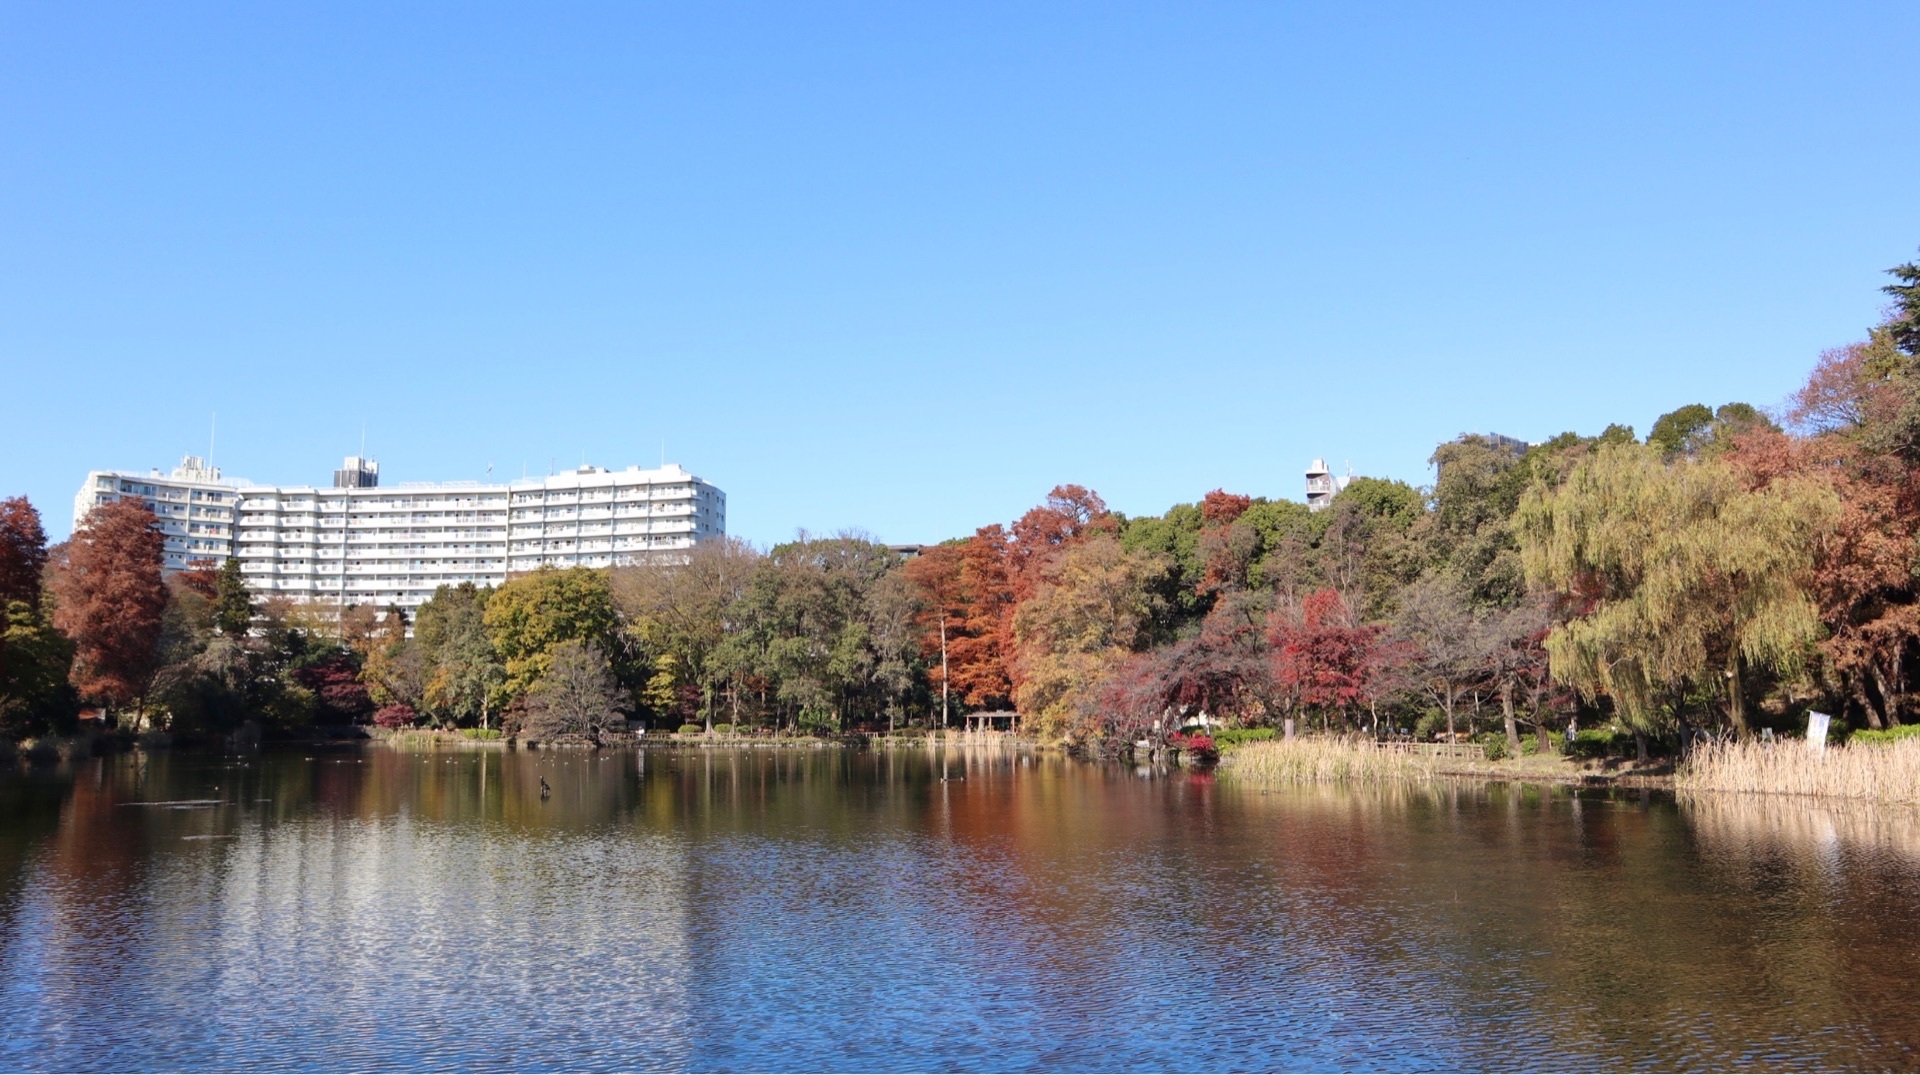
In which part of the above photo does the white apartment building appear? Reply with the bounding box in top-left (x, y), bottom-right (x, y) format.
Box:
top-left (232, 459), bottom-right (725, 611)
top-left (74, 455), bottom-right (727, 612)
top-left (72, 456), bottom-right (247, 572)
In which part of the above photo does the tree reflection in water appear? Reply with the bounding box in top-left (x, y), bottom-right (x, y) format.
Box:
top-left (1, 747), bottom-right (1918, 1072)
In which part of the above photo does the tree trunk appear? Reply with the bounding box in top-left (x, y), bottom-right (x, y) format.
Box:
top-left (1634, 731), bottom-right (1648, 763)
top-left (1869, 659), bottom-right (1901, 727)
top-left (1501, 681), bottom-right (1521, 756)
top-left (939, 613), bottom-right (950, 729)
top-left (1851, 673), bottom-right (1886, 730)
top-left (1283, 716), bottom-right (1295, 740)
top-left (1725, 654), bottom-right (1751, 738)
top-left (1444, 692), bottom-right (1457, 742)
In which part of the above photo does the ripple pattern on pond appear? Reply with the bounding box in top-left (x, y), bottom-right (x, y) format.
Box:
top-left (2, 748), bottom-right (1919, 1071)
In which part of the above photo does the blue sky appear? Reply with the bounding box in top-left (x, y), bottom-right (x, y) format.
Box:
top-left (4, 2), bottom-right (1916, 545)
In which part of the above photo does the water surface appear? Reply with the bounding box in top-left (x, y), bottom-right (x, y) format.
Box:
top-left (2, 746), bottom-right (1918, 1071)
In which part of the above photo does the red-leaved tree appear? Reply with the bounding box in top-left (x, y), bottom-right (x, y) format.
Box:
top-left (0, 496), bottom-right (49, 607)
top-left (52, 499), bottom-right (169, 715)
top-left (1269, 589), bottom-right (1381, 737)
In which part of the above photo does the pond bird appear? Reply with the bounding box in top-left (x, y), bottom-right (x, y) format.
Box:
top-left (540, 776), bottom-right (552, 797)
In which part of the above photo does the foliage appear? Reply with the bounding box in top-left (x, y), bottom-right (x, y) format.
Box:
top-left (518, 639), bottom-right (625, 747)
top-left (677, 723), bottom-right (704, 735)
top-left (373, 702), bottom-right (418, 729)
top-left (1517, 442), bottom-right (1839, 737)
top-left (1850, 723), bottom-right (1920, 745)
top-left (50, 499), bottom-right (169, 712)
top-left (1211, 727), bottom-right (1275, 750)
top-left (0, 497), bottom-right (49, 608)
top-left (484, 567), bottom-right (623, 707)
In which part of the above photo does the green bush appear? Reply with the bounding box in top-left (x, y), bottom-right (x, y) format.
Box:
top-left (713, 723), bottom-right (733, 735)
top-left (460, 728), bottom-right (502, 741)
top-left (1479, 732), bottom-right (1509, 761)
top-left (1851, 723), bottom-right (1920, 745)
top-left (1413, 710), bottom-right (1449, 740)
top-left (1213, 727), bottom-right (1276, 751)
top-left (1566, 728), bottom-right (1634, 759)
top-left (677, 723), bottom-right (704, 735)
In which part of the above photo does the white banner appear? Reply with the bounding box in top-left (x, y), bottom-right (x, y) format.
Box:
top-left (1806, 710), bottom-right (1831, 755)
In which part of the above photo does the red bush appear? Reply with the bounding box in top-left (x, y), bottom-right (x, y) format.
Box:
top-left (373, 703), bottom-right (417, 729)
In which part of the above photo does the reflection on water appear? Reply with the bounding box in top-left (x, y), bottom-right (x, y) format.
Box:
top-left (3, 747), bottom-right (1919, 1072)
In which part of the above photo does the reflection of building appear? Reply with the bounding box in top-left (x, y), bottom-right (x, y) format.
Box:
top-left (1305, 458), bottom-right (1353, 512)
top-left (72, 456), bottom-right (248, 572)
top-left (75, 454), bottom-right (728, 612)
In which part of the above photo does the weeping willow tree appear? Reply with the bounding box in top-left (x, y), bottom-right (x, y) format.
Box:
top-left (1516, 442), bottom-right (1840, 737)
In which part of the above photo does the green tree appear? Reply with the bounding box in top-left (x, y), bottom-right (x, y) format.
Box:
top-left (0, 600), bottom-right (76, 740)
top-left (483, 567), bottom-right (622, 706)
top-left (1885, 253), bottom-right (1920, 355)
top-left (1517, 442), bottom-right (1840, 738)
top-left (611, 537), bottom-right (758, 732)
top-left (213, 557), bottom-right (252, 636)
top-left (414, 583), bottom-right (504, 728)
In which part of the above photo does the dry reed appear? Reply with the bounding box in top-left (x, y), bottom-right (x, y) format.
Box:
top-left (1221, 736), bottom-right (1440, 785)
top-left (1677, 738), bottom-right (1920, 804)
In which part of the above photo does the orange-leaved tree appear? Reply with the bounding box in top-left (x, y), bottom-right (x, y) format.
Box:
top-left (52, 499), bottom-right (169, 717)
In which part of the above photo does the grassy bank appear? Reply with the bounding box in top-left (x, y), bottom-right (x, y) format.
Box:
top-left (1677, 738), bottom-right (1920, 804)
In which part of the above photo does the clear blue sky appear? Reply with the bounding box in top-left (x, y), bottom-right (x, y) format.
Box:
top-left (4, 2), bottom-right (1916, 545)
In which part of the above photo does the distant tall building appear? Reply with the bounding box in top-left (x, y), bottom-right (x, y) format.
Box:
top-left (1305, 458), bottom-right (1353, 512)
top-left (75, 455), bottom-right (727, 612)
top-left (72, 455), bottom-right (246, 572)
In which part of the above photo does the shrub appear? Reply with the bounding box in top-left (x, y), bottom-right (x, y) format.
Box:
top-left (1479, 732), bottom-right (1509, 761)
top-left (1566, 728), bottom-right (1633, 759)
top-left (1851, 724), bottom-right (1920, 746)
top-left (1413, 710), bottom-right (1449, 740)
top-left (713, 723), bottom-right (733, 735)
top-left (1213, 727), bottom-right (1276, 751)
top-left (373, 703), bottom-right (417, 729)
top-left (460, 728), bottom-right (503, 741)
top-left (677, 723), bottom-right (703, 735)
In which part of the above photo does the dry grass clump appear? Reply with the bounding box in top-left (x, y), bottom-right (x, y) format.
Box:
top-left (1222, 737), bottom-right (1440, 785)
top-left (1678, 738), bottom-right (1920, 804)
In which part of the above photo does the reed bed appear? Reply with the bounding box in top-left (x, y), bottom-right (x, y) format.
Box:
top-left (1222, 737), bottom-right (1441, 785)
top-left (1677, 738), bottom-right (1920, 804)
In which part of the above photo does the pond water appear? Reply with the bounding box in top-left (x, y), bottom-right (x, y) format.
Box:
top-left (2, 745), bottom-right (1919, 1072)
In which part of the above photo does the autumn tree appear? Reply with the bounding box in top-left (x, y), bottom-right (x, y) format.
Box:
top-left (1268, 588), bottom-right (1382, 737)
top-left (519, 639), bottom-right (625, 747)
top-left (1387, 575), bottom-right (1488, 742)
top-left (901, 541), bottom-right (968, 727)
top-left (412, 582), bottom-right (505, 728)
top-left (1010, 533), bottom-right (1166, 742)
top-left (1517, 442), bottom-right (1840, 738)
top-left (0, 497), bottom-right (50, 607)
top-left (484, 567), bottom-right (624, 707)
top-left (51, 499), bottom-right (169, 717)
top-left (612, 537), bottom-right (757, 732)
